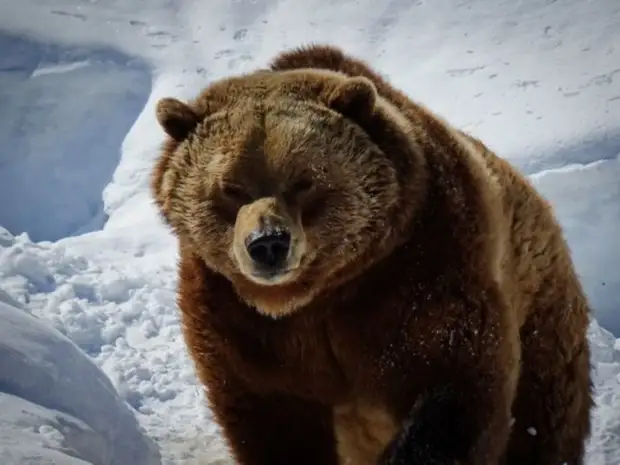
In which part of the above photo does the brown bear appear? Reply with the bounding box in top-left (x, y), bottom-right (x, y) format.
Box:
top-left (150, 44), bottom-right (593, 465)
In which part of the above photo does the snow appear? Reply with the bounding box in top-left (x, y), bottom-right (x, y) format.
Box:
top-left (0, 33), bottom-right (151, 243)
top-left (0, 299), bottom-right (161, 465)
top-left (0, 0), bottom-right (618, 464)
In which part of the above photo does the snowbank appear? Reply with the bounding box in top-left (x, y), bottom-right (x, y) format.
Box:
top-left (0, 296), bottom-right (161, 465)
top-left (0, 32), bottom-right (151, 242)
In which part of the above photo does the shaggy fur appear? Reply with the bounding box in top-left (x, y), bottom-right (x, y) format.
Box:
top-left (151, 44), bottom-right (593, 465)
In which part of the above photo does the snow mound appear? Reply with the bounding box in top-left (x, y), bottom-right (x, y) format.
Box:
top-left (0, 32), bottom-right (151, 243)
top-left (0, 297), bottom-right (162, 465)
top-left (0, 224), bottom-right (215, 465)
top-left (587, 320), bottom-right (620, 465)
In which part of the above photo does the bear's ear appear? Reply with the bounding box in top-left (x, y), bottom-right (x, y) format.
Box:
top-left (326, 76), bottom-right (377, 123)
top-left (156, 97), bottom-right (199, 141)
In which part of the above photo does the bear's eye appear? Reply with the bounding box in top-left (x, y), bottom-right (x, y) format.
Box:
top-left (221, 183), bottom-right (251, 204)
top-left (287, 179), bottom-right (314, 198)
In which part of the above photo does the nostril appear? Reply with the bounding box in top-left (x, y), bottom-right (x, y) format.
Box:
top-left (245, 229), bottom-right (291, 269)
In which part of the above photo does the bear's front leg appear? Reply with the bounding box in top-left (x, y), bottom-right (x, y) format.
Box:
top-left (203, 367), bottom-right (340, 465)
top-left (379, 286), bottom-right (521, 465)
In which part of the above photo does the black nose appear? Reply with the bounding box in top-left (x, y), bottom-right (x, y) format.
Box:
top-left (245, 229), bottom-right (291, 270)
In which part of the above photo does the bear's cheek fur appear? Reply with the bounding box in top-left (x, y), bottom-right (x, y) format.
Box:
top-left (177, 186), bottom-right (238, 277)
top-left (289, 189), bottom-right (380, 283)
top-left (307, 165), bottom-right (399, 263)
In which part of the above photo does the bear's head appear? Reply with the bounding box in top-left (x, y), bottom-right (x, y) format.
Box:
top-left (152, 69), bottom-right (425, 318)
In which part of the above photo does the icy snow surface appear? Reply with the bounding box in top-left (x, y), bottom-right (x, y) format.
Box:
top-left (0, 299), bottom-right (161, 465)
top-left (0, 0), bottom-right (619, 464)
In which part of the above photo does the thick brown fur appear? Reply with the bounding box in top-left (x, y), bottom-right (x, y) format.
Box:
top-left (151, 44), bottom-right (593, 465)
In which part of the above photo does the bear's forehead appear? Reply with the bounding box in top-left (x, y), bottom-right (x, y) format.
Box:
top-left (201, 93), bottom-right (344, 159)
top-left (204, 105), bottom-right (336, 175)
top-left (191, 70), bottom-right (366, 182)
top-left (198, 107), bottom-right (356, 193)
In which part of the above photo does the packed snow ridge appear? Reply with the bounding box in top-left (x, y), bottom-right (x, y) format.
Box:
top-left (0, 0), bottom-right (619, 464)
top-left (0, 297), bottom-right (161, 465)
top-left (0, 33), bottom-right (151, 243)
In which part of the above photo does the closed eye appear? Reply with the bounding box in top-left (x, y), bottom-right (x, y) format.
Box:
top-left (288, 178), bottom-right (314, 197)
top-left (221, 183), bottom-right (251, 203)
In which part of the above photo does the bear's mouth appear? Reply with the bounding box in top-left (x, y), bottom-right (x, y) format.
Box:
top-left (249, 265), bottom-right (301, 286)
